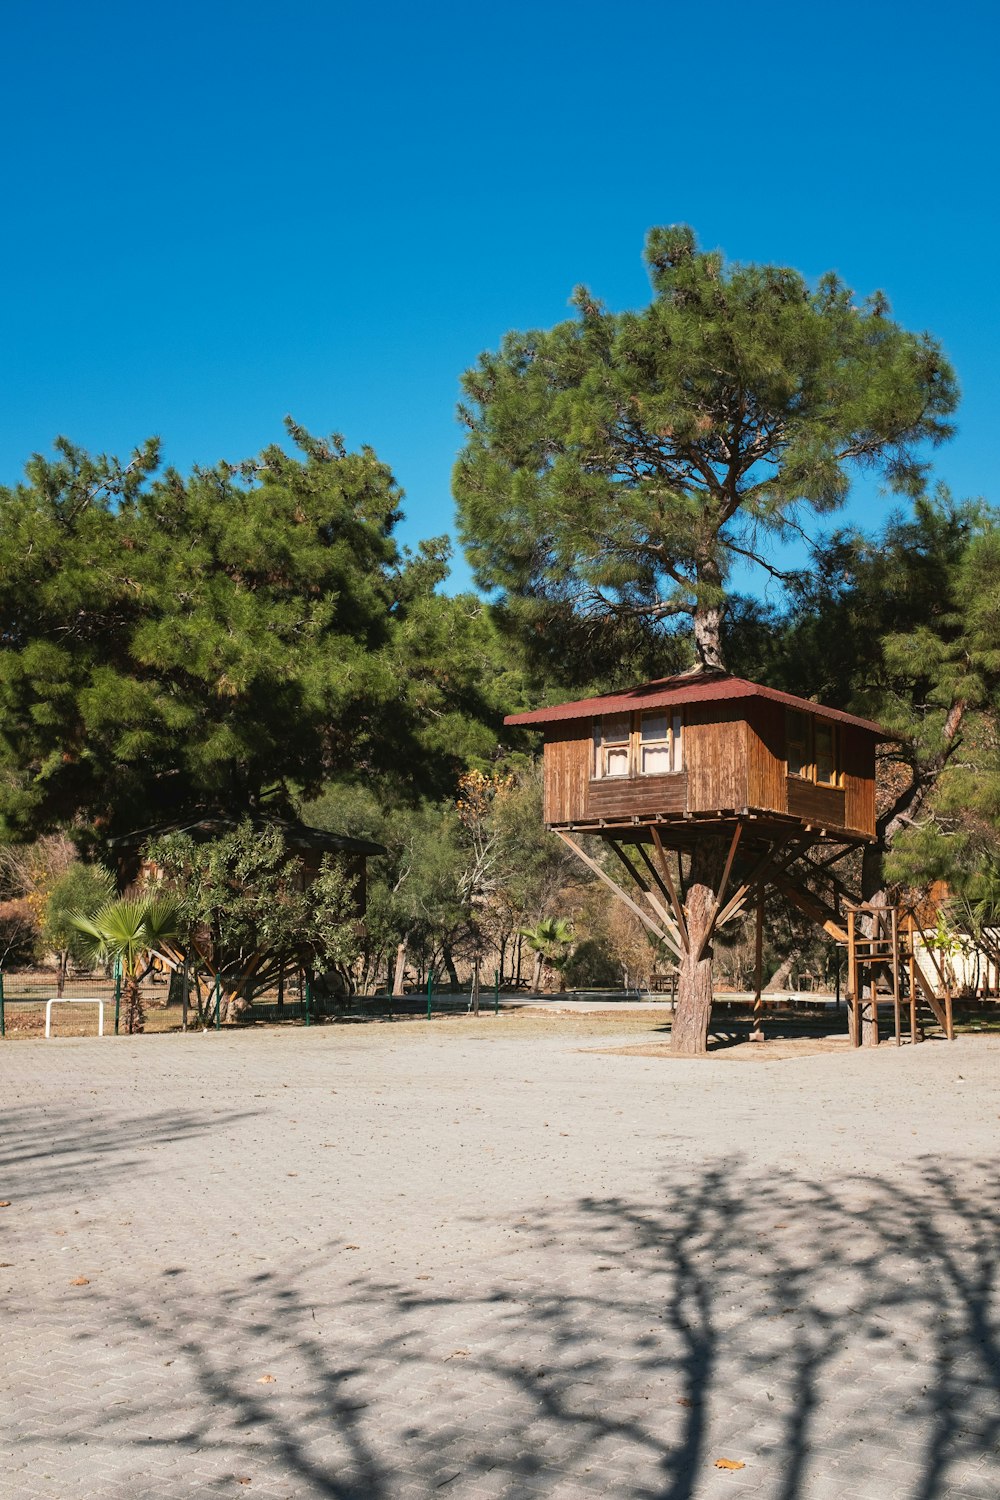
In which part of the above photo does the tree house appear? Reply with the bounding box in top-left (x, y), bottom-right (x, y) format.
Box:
top-left (505, 672), bottom-right (888, 1051)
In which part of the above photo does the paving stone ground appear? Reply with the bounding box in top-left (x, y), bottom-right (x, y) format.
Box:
top-left (2, 1017), bottom-right (999, 1499)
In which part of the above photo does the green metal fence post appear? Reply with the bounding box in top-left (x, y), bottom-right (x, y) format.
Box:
top-left (113, 958), bottom-right (122, 1035)
top-left (304, 976), bottom-right (312, 1027)
top-left (494, 968), bottom-right (499, 1016)
top-left (426, 970), bottom-right (433, 1020)
top-left (0, 969), bottom-right (5, 1038)
top-left (214, 973), bottom-right (221, 1030)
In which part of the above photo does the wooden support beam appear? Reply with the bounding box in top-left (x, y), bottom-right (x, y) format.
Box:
top-left (891, 907), bottom-right (901, 1046)
top-left (634, 842), bottom-right (689, 952)
top-left (772, 873), bottom-right (850, 944)
top-left (899, 921), bottom-right (952, 1034)
top-left (649, 827), bottom-right (689, 950)
top-left (605, 840), bottom-right (684, 957)
top-left (694, 823), bottom-right (744, 962)
top-left (716, 824), bottom-right (743, 914)
top-left (907, 914), bottom-right (919, 1043)
top-left (751, 897), bottom-right (764, 1042)
top-left (847, 908), bottom-right (860, 1046)
top-left (714, 838), bottom-right (800, 932)
top-left (911, 931), bottom-right (957, 1041)
top-left (804, 844), bottom-right (857, 873)
top-left (606, 836), bottom-right (653, 893)
top-left (716, 823), bottom-right (743, 911)
top-left (554, 831), bottom-right (681, 958)
top-left (799, 856), bottom-right (862, 912)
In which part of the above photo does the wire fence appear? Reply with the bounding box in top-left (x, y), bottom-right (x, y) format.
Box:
top-left (0, 967), bottom-right (125, 1038)
top-left (0, 965), bottom-right (681, 1039)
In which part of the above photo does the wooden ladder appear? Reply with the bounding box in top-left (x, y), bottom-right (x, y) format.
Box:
top-left (846, 906), bottom-right (954, 1045)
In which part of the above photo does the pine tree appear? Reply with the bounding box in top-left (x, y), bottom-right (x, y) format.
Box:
top-left (454, 226), bottom-right (957, 673)
top-left (0, 422), bottom-right (506, 839)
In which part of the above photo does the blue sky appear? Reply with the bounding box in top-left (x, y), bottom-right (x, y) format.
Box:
top-left (2, 0), bottom-right (997, 602)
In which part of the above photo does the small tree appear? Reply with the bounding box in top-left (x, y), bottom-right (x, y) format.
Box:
top-left (42, 863), bottom-right (115, 994)
top-left (145, 821), bottom-right (361, 1018)
top-left (0, 899), bottom-right (38, 968)
top-left (70, 896), bottom-right (180, 1034)
top-left (518, 917), bottom-right (575, 992)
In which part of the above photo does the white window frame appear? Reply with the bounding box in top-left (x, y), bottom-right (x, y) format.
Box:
top-left (593, 714), bottom-right (631, 778)
top-left (639, 710), bottom-right (684, 775)
top-left (593, 710), bottom-right (685, 779)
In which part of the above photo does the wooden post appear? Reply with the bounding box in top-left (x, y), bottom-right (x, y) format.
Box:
top-left (847, 909), bottom-right (859, 1046)
top-left (751, 897), bottom-right (764, 1042)
top-left (907, 914), bottom-right (918, 1044)
top-left (891, 907), bottom-right (901, 1046)
top-left (865, 911), bottom-right (880, 1048)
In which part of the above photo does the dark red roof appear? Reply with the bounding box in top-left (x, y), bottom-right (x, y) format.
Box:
top-left (504, 672), bottom-right (887, 736)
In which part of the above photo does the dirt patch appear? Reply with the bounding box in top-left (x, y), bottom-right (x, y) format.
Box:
top-left (589, 1034), bottom-right (856, 1061)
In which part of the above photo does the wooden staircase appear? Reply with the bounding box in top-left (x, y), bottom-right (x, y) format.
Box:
top-left (846, 905), bottom-right (955, 1046)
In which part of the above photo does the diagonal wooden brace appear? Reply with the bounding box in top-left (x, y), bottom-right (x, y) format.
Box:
top-left (649, 827), bottom-right (689, 950)
top-left (553, 831), bottom-right (683, 960)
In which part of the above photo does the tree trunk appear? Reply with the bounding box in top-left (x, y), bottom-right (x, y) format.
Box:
top-left (693, 604), bottom-right (725, 672)
top-left (391, 940), bottom-right (408, 997)
top-left (122, 975), bottom-right (145, 1035)
top-left (692, 554), bottom-right (726, 672)
top-left (671, 839), bottom-right (726, 1054)
top-left (442, 945), bottom-right (460, 991)
top-left (530, 950), bottom-right (543, 993)
top-left (763, 948), bottom-right (800, 993)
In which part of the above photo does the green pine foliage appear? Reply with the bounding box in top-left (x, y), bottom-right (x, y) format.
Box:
top-left (725, 492), bottom-right (1000, 899)
top-left (0, 422), bottom-right (514, 840)
top-left (454, 225), bottom-right (957, 673)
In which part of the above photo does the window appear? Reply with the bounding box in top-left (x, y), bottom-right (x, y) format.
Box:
top-left (594, 714), bottom-right (630, 777)
top-left (786, 710), bottom-right (810, 779)
top-left (593, 711), bottom-right (685, 778)
top-left (640, 711), bottom-right (684, 774)
top-left (785, 710), bottom-right (841, 786)
top-left (640, 713), bottom-right (670, 774)
top-left (814, 721), bottom-right (837, 786)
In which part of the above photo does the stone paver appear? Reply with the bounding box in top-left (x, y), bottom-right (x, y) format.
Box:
top-left (2, 1021), bottom-right (999, 1498)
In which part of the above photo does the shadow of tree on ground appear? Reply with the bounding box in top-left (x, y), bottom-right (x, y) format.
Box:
top-left (0, 1101), bottom-right (260, 1201)
top-left (13, 1155), bottom-right (999, 1498)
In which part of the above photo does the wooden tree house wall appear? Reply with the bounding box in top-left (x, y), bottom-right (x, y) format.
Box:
top-left (541, 701), bottom-right (877, 841)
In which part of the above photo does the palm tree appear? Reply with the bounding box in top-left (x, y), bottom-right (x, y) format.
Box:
top-left (70, 896), bottom-right (180, 1034)
top-left (518, 917), bottom-right (575, 993)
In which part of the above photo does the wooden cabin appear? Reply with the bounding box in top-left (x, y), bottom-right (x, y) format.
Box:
top-left (505, 673), bottom-right (883, 844)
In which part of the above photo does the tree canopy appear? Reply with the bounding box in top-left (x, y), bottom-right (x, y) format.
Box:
top-left (454, 225), bottom-right (958, 671)
top-left (0, 422), bottom-right (512, 841)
